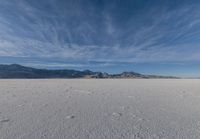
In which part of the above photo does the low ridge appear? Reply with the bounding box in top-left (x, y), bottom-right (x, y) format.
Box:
top-left (0, 64), bottom-right (178, 79)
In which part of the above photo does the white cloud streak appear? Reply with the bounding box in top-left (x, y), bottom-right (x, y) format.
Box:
top-left (0, 0), bottom-right (200, 66)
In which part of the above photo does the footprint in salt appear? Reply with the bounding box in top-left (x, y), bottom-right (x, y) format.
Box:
top-left (1, 119), bottom-right (10, 123)
top-left (128, 96), bottom-right (135, 99)
top-left (0, 117), bottom-right (10, 123)
top-left (152, 134), bottom-right (160, 139)
top-left (87, 91), bottom-right (94, 96)
top-left (131, 132), bottom-right (144, 139)
top-left (137, 117), bottom-right (145, 122)
top-left (196, 121), bottom-right (200, 130)
top-left (121, 106), bottom-right (130, 110)
top-left (44, 104), bottom-right (48, 107)
top-left (18, 104), bottom-right (25, 107)
top-left (131, 113), bottom-right (137, 119)
top-left (180, 90), bottom-right (187, 98)
top-left (112, 112), bottom-right (123, 118)
top-left (66, 115), bottom-right (75, 119)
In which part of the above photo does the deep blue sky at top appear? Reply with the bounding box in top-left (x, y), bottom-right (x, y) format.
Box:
top-left (0, 0), bottom-right (200, 77)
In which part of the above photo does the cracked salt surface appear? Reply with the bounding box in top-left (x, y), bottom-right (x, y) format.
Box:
top-left (0, 79), bottom-right (200, 139)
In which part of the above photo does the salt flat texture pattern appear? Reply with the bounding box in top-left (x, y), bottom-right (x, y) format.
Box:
top-left (0, 79), bottom-right (200, 139)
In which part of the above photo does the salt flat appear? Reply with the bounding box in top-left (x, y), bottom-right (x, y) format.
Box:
top-left (1, 79), bottom-right (200, 139)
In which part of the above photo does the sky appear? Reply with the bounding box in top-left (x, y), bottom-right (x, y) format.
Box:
top-left (0, 0), bottom-right (200, 77)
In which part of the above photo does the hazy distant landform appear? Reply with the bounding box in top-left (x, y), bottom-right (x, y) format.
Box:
top-left (0, 64), bottom-right (177, 79)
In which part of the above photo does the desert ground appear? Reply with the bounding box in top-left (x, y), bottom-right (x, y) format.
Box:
top-left (1, 79), bottom-right (200, 139)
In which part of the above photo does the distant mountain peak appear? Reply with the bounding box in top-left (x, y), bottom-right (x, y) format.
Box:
top-left (10, 64), bottom-right (26, 68)
top-left (121, 71), bottom-right (141, 75)
top-left (0, 64), bottom-right (178, 79)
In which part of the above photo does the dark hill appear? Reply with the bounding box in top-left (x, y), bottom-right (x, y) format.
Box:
top-left (0, 64), bottom-right (178, 79)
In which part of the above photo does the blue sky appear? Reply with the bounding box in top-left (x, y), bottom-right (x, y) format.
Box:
top-left (0, 0), bottom-right (200, 77)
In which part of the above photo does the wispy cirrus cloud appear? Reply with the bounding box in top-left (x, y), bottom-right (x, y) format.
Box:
top-left (0, 0), bottom-right (200, 75)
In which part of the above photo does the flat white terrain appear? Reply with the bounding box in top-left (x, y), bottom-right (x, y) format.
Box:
top-left (1, 79), bottom-right (200, 139)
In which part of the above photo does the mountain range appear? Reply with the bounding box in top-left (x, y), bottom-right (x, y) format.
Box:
top-left (0, 64), bottom-right (178, 79)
